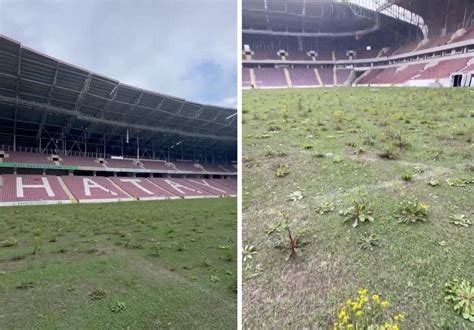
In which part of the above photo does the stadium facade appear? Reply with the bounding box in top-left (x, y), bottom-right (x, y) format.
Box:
top-left (0, 35), bottom-right (237, 206)
top-left (242, 0), bottom-right (474, 88)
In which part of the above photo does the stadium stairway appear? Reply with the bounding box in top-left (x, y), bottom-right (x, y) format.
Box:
top-left (57, 176), bottom-right (78, 203)
top-left (284, 68), bottom-right (293, 87)
top-left (107, 178), bottom-right (134, 199)
top-left (249, 68), bottom-right (257, 86)
top-left (314, 68), bottom-right (323, 86)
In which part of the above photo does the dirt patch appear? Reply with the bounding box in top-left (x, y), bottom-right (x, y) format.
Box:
top-left (244, 254), bottom-right (347, 328)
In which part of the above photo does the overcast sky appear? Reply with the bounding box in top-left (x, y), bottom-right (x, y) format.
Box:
top-left (0, 0), bottom-right (237, 108)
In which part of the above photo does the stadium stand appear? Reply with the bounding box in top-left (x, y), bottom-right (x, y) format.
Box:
top-left (318, 68), bottom-right (334, 86)
top-left (415, 57), bottom-right (471, 80)
top-left (0, 35), bottom-right (237, 206)
top-left (62, 176), bottom-right (133, 203)
top-left (242, 0), bottom-right (474, 89)
top-left (0, 175), bottom-right (71, 206)
top-left (60, 155), bottom-right (102, 167)
top-left (110, 177), bottom-right (178, 200)
top-left (104, 158), bottom-right (142, 169)
top-left (254, 68), bottom-right (288, 87)
top-left (149, 178), bottom-right (217, 198)
top-left (336, 69), bottom-right (352, 86)
top-left (288, 68), bottom-right (319, 87)
top-left (2, 152), bottom-right (54, 165)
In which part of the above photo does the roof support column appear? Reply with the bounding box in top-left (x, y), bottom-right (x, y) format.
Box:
top-left (84, 129), bottom-right (88, 156)
top-left (13, 104), bottom-right (17, 152)
top-left (62, 127), bottom-right (66, 154)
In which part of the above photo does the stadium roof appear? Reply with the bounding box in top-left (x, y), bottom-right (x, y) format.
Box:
top-left (0, 35), bottom-right (237, 144)
top-left (243, 0), bottom-right (423, 37)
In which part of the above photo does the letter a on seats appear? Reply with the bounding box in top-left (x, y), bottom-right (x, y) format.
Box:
top-left (83, 178), bottom-right (118, 196)
top-left (119, 179), bottom-right (153, 195)
top-left (164, 179), bottom-right (201, 194)
top-left (17, 177), bottom-right (55, 198)
top-left (190, 179), bottom-right (226, 194)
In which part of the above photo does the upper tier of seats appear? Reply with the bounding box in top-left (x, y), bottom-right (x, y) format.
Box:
top-left (244, 27), bottom-right (474, 62)
top-left (0, 151), bottom-right (236, 173)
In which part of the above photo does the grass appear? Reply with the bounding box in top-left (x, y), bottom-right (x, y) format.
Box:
top-left (242, 87), bottom-right (473, 328)
top-left (0, 198), bottom-right (237, 329)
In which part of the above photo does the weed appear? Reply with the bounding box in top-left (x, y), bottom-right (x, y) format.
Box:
top-left (275, 162), bottom-right (290, 177)
top-left (32, 235), bottom-right (41, 255)
top-left (428, 179), bottom-right (440, 187)
top-left (124, 233), bottom-right (132, 247)
top-left (358, 232), bottom-right (380, 250)
top-left (242, 245), bottom-right (257, 262)
top-left (110, 301), bottom-right (126, 313)
top-left (287, 191), bottom-right (304, 201)
top-left (86, 247), bottom-right (98, 254)
top-left (397, 194), bottom-right (429, 223)
top-left (339, 190), bottom-right (375, 228)
top-left (176, 242), bottom-right (186, 252)
top-left (448, 214), bottom-right (471, 227)
top-left (386, 128), bottom-right (410, 150)
top-left (362, 131), bottom-right (376, 146)
top-left (444, 279), bottom-right (474, 322)
top-left (377, 145), bottom-right (399, 160)
top-left (202, 258), bottom-right (212, 268)
top-left (209, 275), bottom-right (220, 283)
top-left (1, 237), bottom-right (18, 247)
top-left (401, 169), bottom-right (413, 181)
top-left (88, 289), bottom-right (107, 300)
top-left (16, 281), bottom-right (35, 290)
top-left (447, 177), bottom-right (472, 187)
top-left (9, 255), bottom-right (26, 261)
top-left (314, 201), bottom-right (335, 215)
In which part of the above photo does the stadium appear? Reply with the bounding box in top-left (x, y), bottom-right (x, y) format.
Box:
top-left (0, 34), bottom-right (237, 328)
top-left (242, 0), bottom-right (473, 328)
top-left (242, 0), bottom-right (474, 88)
top-left (0, 35), bottom-right (236, 206)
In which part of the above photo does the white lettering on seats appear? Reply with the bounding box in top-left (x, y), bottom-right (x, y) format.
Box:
top-left (189, 179), bottom-right (226, 193)
top-left (17, 177), bottom-right (55, 198)
top-left (83, 178), bottom-right (118, 196)
top-left (119, 179), bottom-right (153, 195)
top-left (164, 179), bottom-right (201, 194)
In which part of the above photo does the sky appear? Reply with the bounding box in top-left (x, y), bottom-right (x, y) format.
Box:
top-left (0, 0), bottom-right (237, 108)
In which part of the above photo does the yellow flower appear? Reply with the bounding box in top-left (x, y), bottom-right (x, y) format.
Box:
top-left (381, 300), bottom-right (390, 309)
top-left (338, 309), bottom-right (347, 320)
top-left (346, 299), bottom-right (352, 305)
top-left (358, 288), bottom-right (368, 295)
top-left (383, 322), bottom-right (392, 328)
top-left (392, 325), bottom-right (399, 330)
top-left (347, 324), bottom-right (354, 329)
top-left (351, 301), bottom-right (361, 311)
top-left (355, 310), bottom-right (364, 317)
top-left (372, 294), bottom-right (380, 303)
top-left (394, 313), bottom-right (405, 321)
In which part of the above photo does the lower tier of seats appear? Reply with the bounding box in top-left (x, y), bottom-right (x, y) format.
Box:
top-left (0, 175), bottom-right (237, 206)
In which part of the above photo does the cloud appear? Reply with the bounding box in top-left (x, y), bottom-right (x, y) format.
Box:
top-left (0, 0), bottom-right (237, 108)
